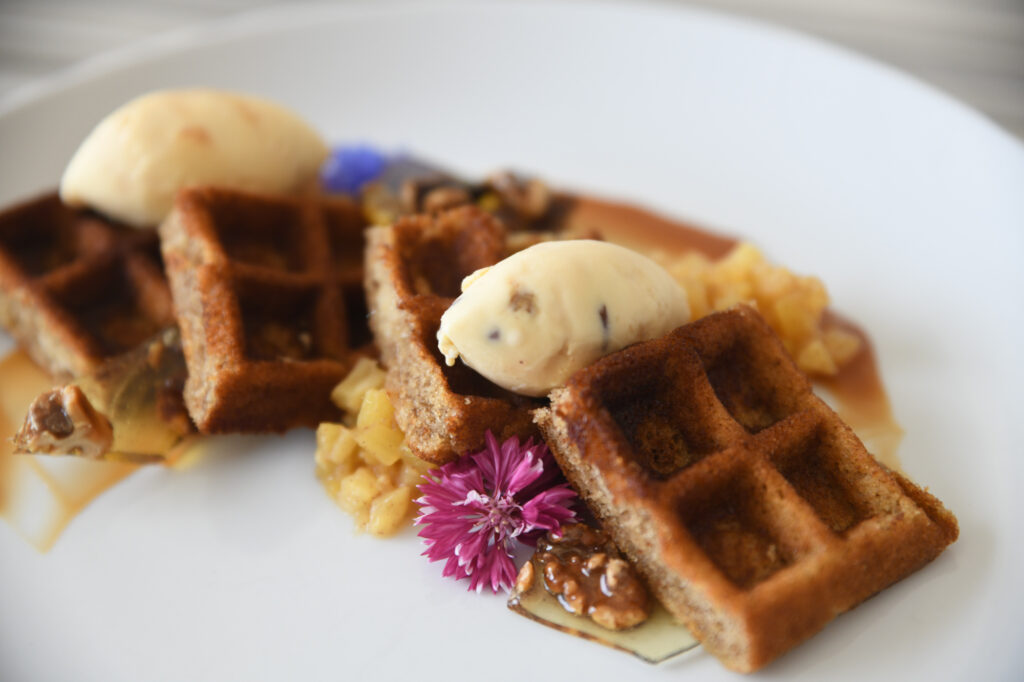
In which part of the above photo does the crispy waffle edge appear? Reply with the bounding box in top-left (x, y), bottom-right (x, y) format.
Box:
top-left (0, 191), bottom-right (174, 378)
top-left (534, 305), bottom-right (958, 672)
top-left (159, 187), bottom-right (366, 433)
top-left (363, 207), bottom-right (540, 463)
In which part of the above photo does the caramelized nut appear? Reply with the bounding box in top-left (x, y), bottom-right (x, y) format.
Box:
top-left (585, 552), bottom-right (608, 572)
top-left (534, 523), bottom-right (651, 631)
top-left (605, 558), bottom-right (630, 590)
top-left (422, 186), bottom-right (471, 213)
top-left (515, 559), bottom-right (536, 593)
top-left (15, 386), bottom-right (114, 459)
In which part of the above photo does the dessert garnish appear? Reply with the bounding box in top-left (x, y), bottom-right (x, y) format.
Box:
top-left (664, 242), bottom-right (861, 376)
top-left (320, 144), bottom-right (390, 196)
top-left (316, 358), bottom-right (431, 536)
top-left (325, 146), bottom-right (570, 231)
top-left (14, 327), bottom-right (194, 462)
top-left (437, 240), bottom-right (691, 396)
top-left (60, 89), bottom-right (328, 227)
top-left (531, 523), bottom-right (650, 630)
top-left (17, 386), bottom-right (113, 459)
top-left (508, 524), bottom-right (699, 664)
top-left (0, 350), bottom-right (140, 551)
top-left (415, 432), bottom-right (577, 593)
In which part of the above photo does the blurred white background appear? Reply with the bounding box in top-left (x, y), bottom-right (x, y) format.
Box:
top-left (1, 0), bottom-right (1022, 140)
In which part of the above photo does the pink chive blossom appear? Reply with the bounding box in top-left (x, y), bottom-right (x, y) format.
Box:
top-left (414, 432), bottom-right (577, 594)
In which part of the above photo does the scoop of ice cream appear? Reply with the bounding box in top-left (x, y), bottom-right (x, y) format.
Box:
top-left (437, 240), bottom-right (690, 397)
top-left (59, 89), bottom-right (328, 227)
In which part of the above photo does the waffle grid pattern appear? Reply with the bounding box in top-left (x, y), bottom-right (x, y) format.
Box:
top-left (0, 192), bottom-right (173, 378)
top-left (539, 305), bottom-right (957, 671)
top-left (159, 187), bottom-right (370, 433)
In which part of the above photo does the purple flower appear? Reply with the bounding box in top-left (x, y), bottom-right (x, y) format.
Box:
top-left (415, 432), bottom-right (577, 594)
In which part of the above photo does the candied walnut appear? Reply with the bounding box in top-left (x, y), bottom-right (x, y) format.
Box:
top-left (395, 170), bottom-right (559, 230)
top-left (536, 523), bottom-right (651, 630)
top-left (422, 186), bottom-right (472, 213)
top-left (401, 177), bottom-right (474, 215)
top-left (15, 386), bottom-right (114, 459)
top-left (486, 171), bottom-right (552, 220)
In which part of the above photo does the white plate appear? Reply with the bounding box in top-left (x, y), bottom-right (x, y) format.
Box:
top-left (1, 3), bottom-right (1022, 681)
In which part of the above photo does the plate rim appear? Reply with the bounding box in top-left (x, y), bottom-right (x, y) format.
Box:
top-left (1, 0), bottom-right (1021, 155)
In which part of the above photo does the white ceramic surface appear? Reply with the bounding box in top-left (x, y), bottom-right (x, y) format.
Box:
top-left (1, 3), bottom-right (1022, 681)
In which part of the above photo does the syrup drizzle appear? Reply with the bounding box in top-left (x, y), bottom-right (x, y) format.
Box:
top-left (0, 351), bottom-right (136, 551)
top-left (818, 313), bottom-right (904, 471)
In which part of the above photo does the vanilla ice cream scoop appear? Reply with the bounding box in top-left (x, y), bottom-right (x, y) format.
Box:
top-left (60, 89), bottom-right (328, 227)
top-left (437, 240), bottom-right (690, 397)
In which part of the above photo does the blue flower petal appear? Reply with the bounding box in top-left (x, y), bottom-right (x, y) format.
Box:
top-left (320, 144), bottom-right (390, 195)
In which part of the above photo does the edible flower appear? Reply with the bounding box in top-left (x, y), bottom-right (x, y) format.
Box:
top-left (415, 432), bottom-right (577, 593)
top-left (320, 144), bottom-right (388, 195)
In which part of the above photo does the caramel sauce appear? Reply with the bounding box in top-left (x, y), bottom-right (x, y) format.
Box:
top-left (565, 195), bottom-right (736, 259)
top-left (563, 194), bottom-right (903, 472)
top-left (536, 523), bottom-right (651, 630)
top-left (0, 351), bottom-right (136, 551)
top-left (818, 312), bottom-right (904, 471)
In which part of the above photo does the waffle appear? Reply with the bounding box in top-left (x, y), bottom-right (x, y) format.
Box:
top-left (364, 205), bottom-right (544, 463)
top-left (0, 191), bottom-right (174, 379)
top-left (535, 305), bottom-right (958, 672)
top-left (159, 187), bottom-right (372, 433)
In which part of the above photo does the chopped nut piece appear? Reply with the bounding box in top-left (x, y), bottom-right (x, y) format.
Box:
top-left (535, 523), bottom-right (651, 631)
top-left (515, 559), bottom-right (536, 593)
top-left (585, 552), bottom-right (608, 572)
top-left (422, 186), bottom-right (472, 213)
top-left (14, 386), bottom-right (114, 459)
top-left (400, 177), bottom-right (474, 215)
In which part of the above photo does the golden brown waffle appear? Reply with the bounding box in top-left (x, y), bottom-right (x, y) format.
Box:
top-left (159, 187), bottom-right (372, 433)
top-left (0, 191), bottom-right (174, 379)
top-left (535, 305), bottom-right (958, 672)
top-left (364, 206), bottom-right (543, 463)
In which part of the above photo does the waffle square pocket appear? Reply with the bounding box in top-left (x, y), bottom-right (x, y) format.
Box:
top-left (159, 188), bottom-right (371, 433)
top-left (535, 305), bottom-right (958, 672)
top-left (0, 192), bottom-right (173, 378)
